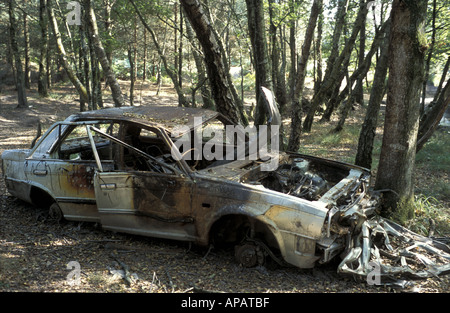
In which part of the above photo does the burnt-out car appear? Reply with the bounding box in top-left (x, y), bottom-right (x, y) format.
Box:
top-left (2, 104), bottom-right (449, 283)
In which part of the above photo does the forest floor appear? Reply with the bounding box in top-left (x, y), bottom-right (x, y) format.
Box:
top-left (0, 81), bottom-right (449, 295)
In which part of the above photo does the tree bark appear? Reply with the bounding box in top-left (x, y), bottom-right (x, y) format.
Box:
top-left (417, 79), bottom-right (449, 152)
top-left (246, 0), bottom-right (273, 126)
top-left (203, 0), bottom-right (248, 125)
top-left (48, 0), bottom-right (88, 103)
top-left (287, 0), bottom-right (322, 152)
top-left (355, 21), bottom-right (391, 169)
top-left (433, 56), bottom-right (450, 102)
top-left (23, 0), bottom-right (31, 90)
top-left (269, 0), bottom-right (288, 114)
top-left (353, 13), bottom-right (366, 106)
top-left (9, 0), bottom-right (28, 108)
top-left (303, 0), bottom-right (365, 133)
top-left (38, 0), bottom-right (49, 97)
top-left (314, 5), bottom-right (323, 94)
top-left (375, 0), bottom-right (428, 219)
top-left (130, 0), bottom-right (188, 107)
top-left (420, 0), bottom-right (437, 115)
top-left (103, 0), bottom-right (113, 65)
top-left (333, 20), bottom-right (390, 132)
top-left (85, 0), bottom-right (125, 107)
top-left (184, 13), bottom-right (215, 110)
top-left (180, 0), bottom-right (241, 125)
top-left (432, 56), bottom-right (450, 104)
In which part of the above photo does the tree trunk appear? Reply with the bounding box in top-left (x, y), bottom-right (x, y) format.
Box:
top-left (420, 0), bottom-right (437, 115)
top-left (287, 0), bottom-right (297, 101)
top-left (269, 0), bottom-right (288, 114)
top-left (375, 0), bottom-right (428, 220)
top-left (203, 0), bottom-right (248, 125)
top-left (86, 10), bottom-right (102, 110)
top-left (85, 0), bottom-right (124, 107)
top-left (246, 0), bottom-right (273, 126)
top-left (143, 28), bottom-right (147, 81)
top-left (314, 6), bottom-right (323, 94)
top-left (287, 0), bottom-right (322, 152)
top-left (9, 0), bottom-right (28, 108)
top-left (180, 0), bottom-right (241, 125)
top-left (48, 0), bottom-right (88, 103)
top-left (23, 0), bottom-right (31, 90)
top-left (417, 79), bottom-right (449, 152)
top-left (38, 0), bottom-right (49, 97)
top-left (333, 20), bottom-right (390, 132)
top-left (353, 14), bottom-right (366, 106)
top-left (103, 0), bottom-right (113, 65)
top-left (355, 21), bottom-right (391, 169)
top-left (128, 44), bottom-right (135, 106)
top-left (184, 13), bottom-right (214, 110)
top-left (432, 56), bottom-right (450, 104)
top-left (304, 0), bottom-right (367, 132)
top-left (130, 0), bottom-right (188, 107)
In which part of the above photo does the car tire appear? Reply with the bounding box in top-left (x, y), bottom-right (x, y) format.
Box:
top-left (48, 202), bottom-right (64, 223)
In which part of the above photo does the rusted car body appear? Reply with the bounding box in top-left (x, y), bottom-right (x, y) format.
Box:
top-left (2, 105), bottom-right (449, 283)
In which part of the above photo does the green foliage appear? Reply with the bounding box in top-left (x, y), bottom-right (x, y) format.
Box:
top-left (404, 195), bottom-right (450, 236)
top-left (415, 129), bottom-right (450, 201)
top-left (416, 129), bottom-right (450, 172)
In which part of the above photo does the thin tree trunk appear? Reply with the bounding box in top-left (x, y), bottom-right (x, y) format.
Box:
top-left (303, 0), bottom-right (366, 132)
top-left (85, 0), bottom-right (124, 107)
top-left (86, 7), bottom-right (102, 110)
top-left (287, 0), bottom-right (297, 101)
top-left (203, 0), bottom-right (248, 125)
top-left (143, 28), bottom-right (147, 81)
top-left (23, 0), bottom-right (31, 90)
top-left (180, 0), bottom-right (241, 124)
top-left (246, 0), bottom-right (273, 127)
top-left (287, 0), bottom-right (322, 152)
top-left (269, 0), bottom-right (288, 114)
top-left (432, 56), bottom-right (450, 104)
top-left (103, 0), bottom-right (113, 65)
top-left (130, 0), bottom-right (188, 107)
top-left (353, 15), bottom-right (366, 106)
top-left (80, 8), bottom-right (91, 111)
top-left (128, 44), bottom-right (135, 106)
top-left (314, 6), bottom-right (323, 94)
top-left (9, 0), bottom-right (28, 108)
top-left (375, 0), bottom-right (428, 219)
top-left (420, 0), bottom-right (437, 115)
top-left (333, 20), bottom-right (390, 132)
top-left (184, 13), bottom-right (214, 109)
top-left (417, 79), bottom-right (450, 152)
top-left (355, 22), bottom-right (391, 169)
top-left (48, 0), bottom-right (88, 102)
top-left (38, 0), bottom-right (49, 97)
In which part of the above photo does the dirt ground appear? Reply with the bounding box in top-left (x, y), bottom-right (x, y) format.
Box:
top-left (0, 82), bottom-right (449, 294)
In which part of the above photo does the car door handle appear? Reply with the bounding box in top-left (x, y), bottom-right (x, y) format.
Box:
top-left (100, 183), bottom-right (116, 190)
top-left (33, 170), bottom-right (48, 176)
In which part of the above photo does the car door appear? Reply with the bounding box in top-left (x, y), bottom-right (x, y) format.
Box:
top-left (24, 121), bottom-right (116, 222)
top-left (90, 125), bottom-right (196, 242)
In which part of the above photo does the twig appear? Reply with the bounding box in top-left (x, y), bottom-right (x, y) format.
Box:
top-left (165, 267), bottom-right (174, 293)
top-left (111, 253), bottom-right (133, 286)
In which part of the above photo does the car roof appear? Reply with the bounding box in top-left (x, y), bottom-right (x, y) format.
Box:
top-left (68, 106), bottom-right (222, 134)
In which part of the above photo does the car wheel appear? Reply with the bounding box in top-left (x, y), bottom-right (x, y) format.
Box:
top-left (235, 241), bottom-right (265, 268)
top-left (48, 202), bottom-right (64, 223)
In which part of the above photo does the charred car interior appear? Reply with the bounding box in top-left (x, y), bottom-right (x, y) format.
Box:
top-left (2, 104), bottom-right (449, 287)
